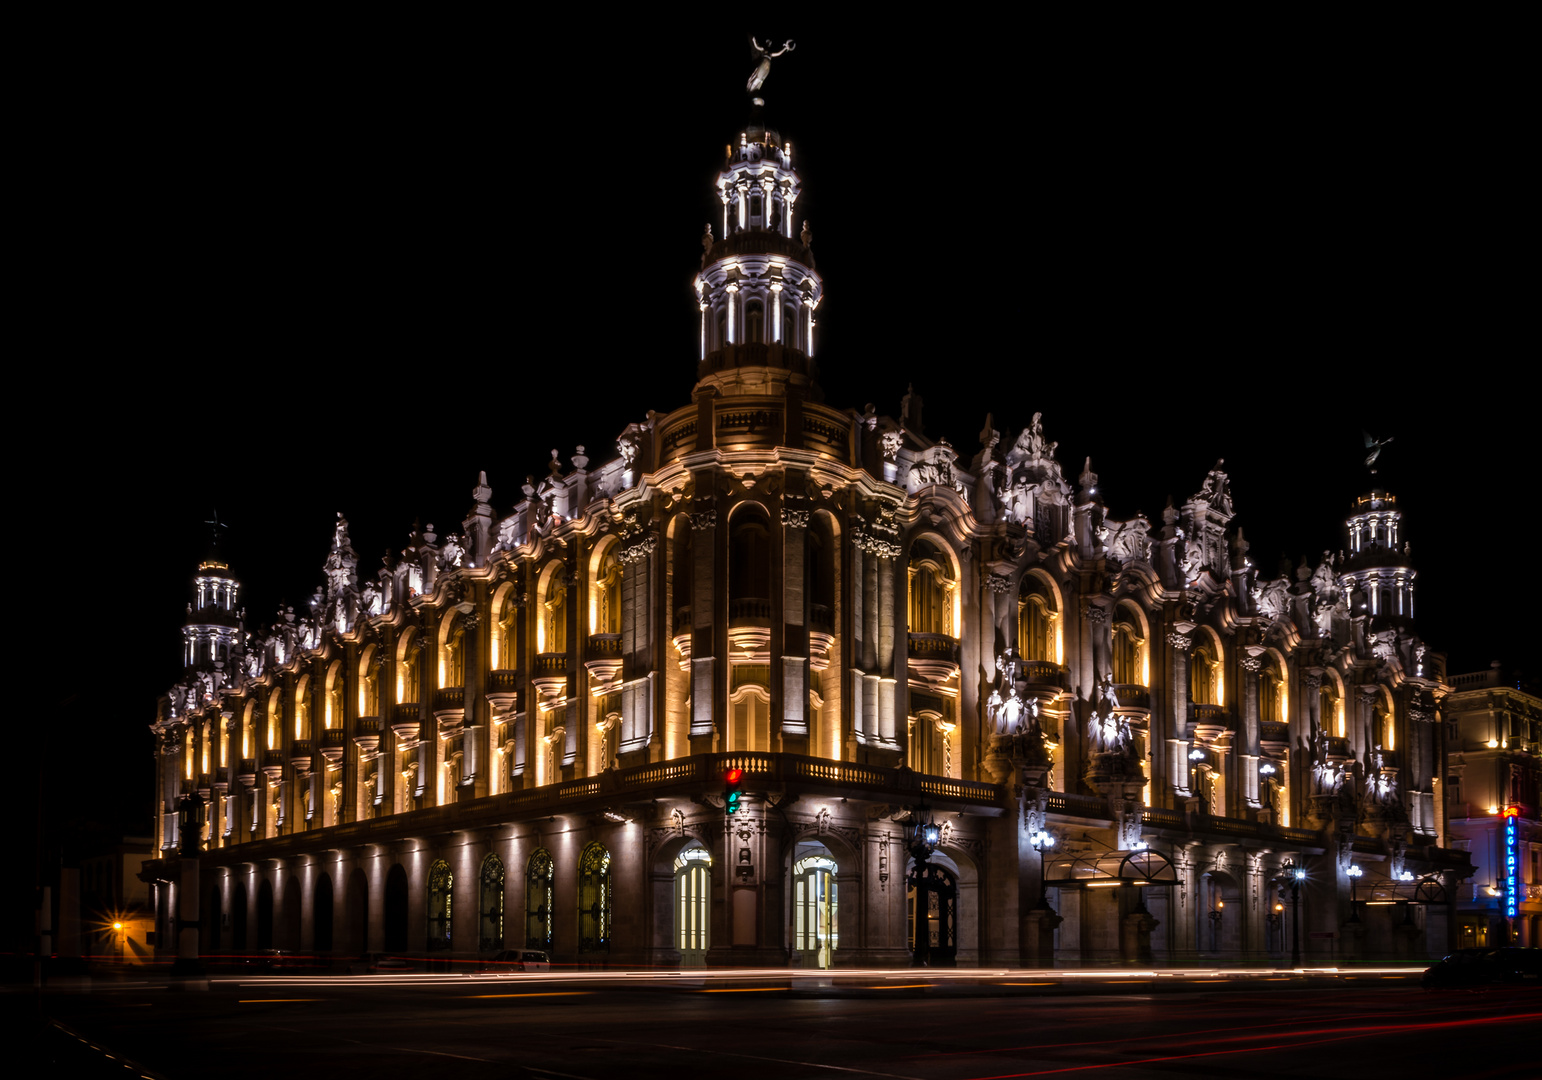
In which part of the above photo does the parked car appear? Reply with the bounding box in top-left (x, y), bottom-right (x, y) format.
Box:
top-left (479, 949), bottom-right (551, 973)
top-left (1422, 947), bottom-right (1542, 988)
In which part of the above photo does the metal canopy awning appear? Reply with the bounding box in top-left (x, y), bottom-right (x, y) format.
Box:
top-left (1360, 875), bottom-right (1449, 905)
top-left (1044, 848), bottom-right (1177, 890)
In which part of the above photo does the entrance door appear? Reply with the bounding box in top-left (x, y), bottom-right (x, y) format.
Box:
top-left (907, 864), bottom-right (958, 967)
top-left (794, 854), bottom-right (838, 969)
top-left (674, 846), bottom-right (711, 966)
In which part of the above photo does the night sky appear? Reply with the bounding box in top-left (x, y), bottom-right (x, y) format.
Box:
top-left (28, 20), bottom-right (1529, 847)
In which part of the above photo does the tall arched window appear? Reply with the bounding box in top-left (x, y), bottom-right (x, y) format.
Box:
top-left (783, 303), bottom-right (799, 347)
top-left (1018, 579), bottom-right (1055, 662)
top-left (674, 845), bottom-right (711, 964)
top-left (526, 849), bottom-right (553, 949)
top-left (295, 677), bottom-right (310, 740)
top-left (745, 299), bottom-right (764, 344)
top-left (908, 540), bottom-right (953, 636)
top-left (427, 859), bottom-right (452, 951)
top-left (1112, 613), bottom-right (1143, 685)
top-left (398, 632), bottom-right (420, 704)
top-left (728, 513), bottom-right (771, 607)
top-left (1191, 644), bottom-right (1218, 705)
top-left (1321, 682), bottom-right (1343, 738)
top-left (540, 567), bottom-right (567, 654)
top-left (443, 617), bottom-right (465, 688)
top-left (268, 690), bottom-right (283, 750)
top-left (1260, 662), bottom-right (1282, 725)
top-left (479, 853), bottom-right (505, 953)
top-left (326, 663), bottom-right (344, 730)
top-left (359, 649), bottom-right (380, 717)
top-left (577, 842), bottom-right (612, 954)
top-left (593, 547), bottom-right (622, 636)
top-left (492, 591), bottom-right (516, 672)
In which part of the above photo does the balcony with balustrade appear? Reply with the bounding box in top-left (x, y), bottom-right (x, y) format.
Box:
top-left (907, 632), bottom-right (960, 688)
top-left (584, 633), bottom-right (624, 693)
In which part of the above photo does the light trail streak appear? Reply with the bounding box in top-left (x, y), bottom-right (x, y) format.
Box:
top-left (957, 1010), bottom-right (1541, 1078)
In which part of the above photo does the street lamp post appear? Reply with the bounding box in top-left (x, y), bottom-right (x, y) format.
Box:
top-left (1281, 860), bottom-right (1306, 969)
top-left (1031, 829), bottom-right (1056, 910)
top-left (907, 806), bottom-right (942, 967)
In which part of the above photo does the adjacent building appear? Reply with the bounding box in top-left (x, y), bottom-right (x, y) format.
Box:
top-left (146, 87), bottom-right (1474, 969)
top-left (1442, 664), bottom-right (1541, 948)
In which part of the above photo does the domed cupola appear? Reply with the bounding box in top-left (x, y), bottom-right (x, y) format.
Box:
top-left (695, 40), bottom-right (822, 397)
top-left (1340, 488), bottom-right (1416, 624)
top-left (184, 532), bottom-right (243, 674)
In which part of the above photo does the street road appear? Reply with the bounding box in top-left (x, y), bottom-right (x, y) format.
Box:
top-left (11, 969), bottom-right (1537, 1080)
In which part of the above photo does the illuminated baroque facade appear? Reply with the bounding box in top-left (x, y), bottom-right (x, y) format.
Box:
top-left (147, 102), bottom-right (1473, 969)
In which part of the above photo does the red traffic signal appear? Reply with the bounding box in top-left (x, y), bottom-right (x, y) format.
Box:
top-left (724, 767), bottom-right (744, 785)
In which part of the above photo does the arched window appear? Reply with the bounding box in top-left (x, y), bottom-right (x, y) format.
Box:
top-left (326, 663), bottom-right (344, 730)
top-left (1191, 644), bottom-right (1218, 705)
top-left (398, 632), bottom-right (420, 704)
top-left (728, 513), bottom-right (771, 605)
top-left (577, 841), bottom-right (612, 954)
top-left (1260, 662), bottom-right (1282, 725)
top-left (492, 591), bottom-right (516, 672)
top-left (1321, 682), bottom-right (1342, 738)
top-left (1018, 579), bottom-right (1055, 662)
top-left (593, 547), bottom-right (622, 636)
top-left (674, 845), bottom-right (711, 963)
top-left (1112, 616), bottom-right (1142, 685)
top-left (294, 677), bottom-right (310, 740)
top-left (716, 307), bottom-right (728, 350)
top-left (540, 567), bottom-right (567, 654)
top-left (908, 540), bottom-right (953, 637)
top-left (443, 618), bottom-right (465, 688)
top-left (479, 853), bottom-right (505, 953)
top-left (427, 859), bottom-right (452, 951)
top-left (745, 299), bottom-right (764, 344)
top-left (783, 303), bottom-right (800, 347)
top-left (526, 849), bottom-right (553, 949)
top-left (268, 690), bottom-right (283, 750)
top-left (359, 649), bottom-right (380, 717)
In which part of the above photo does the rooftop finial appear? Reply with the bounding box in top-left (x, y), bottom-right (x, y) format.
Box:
top-left (746, 36), bottom-right (795, 104)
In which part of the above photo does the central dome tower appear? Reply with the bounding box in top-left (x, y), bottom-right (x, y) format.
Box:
top-left (694, 102), bottom-right (823, 398)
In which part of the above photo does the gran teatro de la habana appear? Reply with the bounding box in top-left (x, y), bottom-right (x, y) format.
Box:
top-left (147, 69), bottom-right (1474, 971)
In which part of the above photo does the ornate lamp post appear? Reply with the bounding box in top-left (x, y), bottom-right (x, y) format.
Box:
top-left (907, 806), bottom-right (942, 966)
top-left (1031, 829), bottom-right (1057, 910)
top-left (173, 791), bottom-right (205, 975)
top-left (1281, 859), bottom-right (1306, 969)
top-left (1346, 863), bottom-right (1363, 924)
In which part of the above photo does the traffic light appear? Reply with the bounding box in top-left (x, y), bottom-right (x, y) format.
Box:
top-left (724, 767), bottom-right (744, 814)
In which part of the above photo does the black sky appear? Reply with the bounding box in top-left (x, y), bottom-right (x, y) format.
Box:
top-left (26, 18), bottom-right (1531, 842)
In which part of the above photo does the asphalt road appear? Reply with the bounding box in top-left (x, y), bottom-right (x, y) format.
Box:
top-left (10, 971), bottom-right (1538, 1080)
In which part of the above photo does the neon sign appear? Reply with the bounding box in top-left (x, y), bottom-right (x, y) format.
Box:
top-left (1503, 806), bottom-right (1519, 920)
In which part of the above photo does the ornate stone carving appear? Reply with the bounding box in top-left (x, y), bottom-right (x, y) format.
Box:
top-left (985, 573), bottom-right (1011, 594)
top-left (781, 508), bottom-right (810, 529)
top-left (619, 534), bottom-right (657, 564)
top-left (1166, 631), bottom-right (1193, 650)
